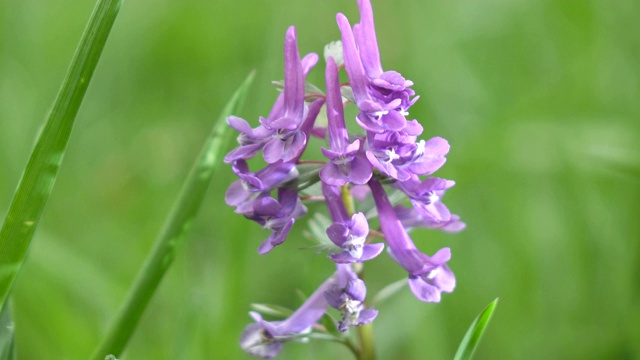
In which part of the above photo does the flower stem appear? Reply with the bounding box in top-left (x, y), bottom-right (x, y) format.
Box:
top-left (357, 322), bottom-right (376, 360)
top-left (340, 184), bottom-right (356, 216)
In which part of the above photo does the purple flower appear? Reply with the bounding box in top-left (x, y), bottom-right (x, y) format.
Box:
top-left (366, 134), bottom-right (450, 181)
top-left (227, 98), bottom-right (325, 254)
top-left (394, 176), bottom-right (455, 223)
top-left (319, 56), bottom-right (372, 186)
top-left (224, 114), bottom-right (275, 162)
top-left (225, 27), bottom-right (319, 164)
top-left (324, 264), bottom-right (378, 332)
top-left (336, 13), bottom-right (406, 133)
top-left (369, 178), bottom-right (455, 302)
top-left (260, 27), bottom-right (310, 163)
top-left (240, 278), bottom-right (332, 358)
top-left (244, 188), bottom-right (307, 254)
top-left (225, 160), bottom-right (298, 209)
top-left (322, 183), bottom-right (383, 263)
top-left (336, 0), bottom-right (419, 134)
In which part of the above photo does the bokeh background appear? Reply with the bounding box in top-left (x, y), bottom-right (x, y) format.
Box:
top-left (1, 0), bottom-right (639, 359)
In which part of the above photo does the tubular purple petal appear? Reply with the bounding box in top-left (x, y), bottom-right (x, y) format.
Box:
top-left (283, 26), bottom-right (305, 123)
top-left (321, 182), bottom-right (350, 223)
top-left (325, 56), bottom-right (349, 152)
top-left (369, 178), bottom-right (456, 302)
top-left (355, 0), bottom-right (383, 78)
top-left (336, 13), bottom-right (371, 106)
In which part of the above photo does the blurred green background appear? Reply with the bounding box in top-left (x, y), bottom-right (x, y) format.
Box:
top-left (1, 0), bottom-right (639, 359)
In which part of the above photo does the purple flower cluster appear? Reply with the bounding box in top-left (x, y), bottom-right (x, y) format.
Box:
top-left (226, 1), bottom-right (465, 358)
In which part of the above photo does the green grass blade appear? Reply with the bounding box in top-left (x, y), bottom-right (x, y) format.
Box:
top-left (90, 71), bottom-right (255, 360)
top-left (0, 0), bottom-right (123, 309)
top-left (454, 298), bottom-right (499, 360)
top-left (0, 302), bottom-right (15, 360)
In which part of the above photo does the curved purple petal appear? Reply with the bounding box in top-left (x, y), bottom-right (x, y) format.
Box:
top-left (355, 0), bottom-right (383, 78)
top-left (225, 181), bottom-right (249, 206)
top-left (263, 139), bottom-right (286, 164)
top-left (350, 212), bottom-right (369, 237)
top-left (258, 218), bottom-right (295, 255)
top-left (239, 323), bottom-right (283, 359)
top-left (320, 162), bottom-right (349, 186)
top-left (281, 131), bottom-right (307, 162)
top-left (359, 243), bottom-right (384, 261)
top-left (327, 222), bottom-right (349, 247)
top-left (348, 155), bottom-right (373, 184)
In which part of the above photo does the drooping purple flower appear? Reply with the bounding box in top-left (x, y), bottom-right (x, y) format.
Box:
top-left (394, 176), bottom-right (455, 223)
top-left (243, 188), bottom-right (307, 254)
top-left (369, 178), bottom-right (455, 302)
top-left (225, 160), bottom-right (298, 209)
top-left (322, 182), bottom-right (383, 263)
top-left (324, 264), bottom-right (378, 332)
top-left (366, 134), bottom-right (450, 181)
top-left (225, 27), bottom-right (319, 164)
top-left (394, 205), bottom-right (466, 233)
top-left (320, 56), bottom-right (372, 186)
top-left (227, 98), bottom-right (325, 254)
top-left (240, 277), bottom-right (332, 358)
top-left (225, 114), bottom-right (276, 162)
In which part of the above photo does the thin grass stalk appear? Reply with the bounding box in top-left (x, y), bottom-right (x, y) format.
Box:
top-left (90, 71), bottom-right (255, 360)
top-left (0, 0), bottom-right (123, 310)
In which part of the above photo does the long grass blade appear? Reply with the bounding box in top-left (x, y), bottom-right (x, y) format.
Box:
top-left (0, 0), bottom-right (123, 309)
top-left (90, 71), bottom-right (255, 360)
top-left (0, 302), bottom-right (15, 360)
top-left (453, 298), bottom-right (499, 360)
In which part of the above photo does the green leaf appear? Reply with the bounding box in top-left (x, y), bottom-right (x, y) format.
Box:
top-left (0, 303), bottom-right (15, 360)
top-left (304, 213), bottom-right (334, 246)
top-left (250, 303), bottom-right (294, 318)
top-left (0, 0), bottom-right (122, 310)
top-left (340, 85), bottom-right (355, 104)
top-left (321, 313), bottom-right (341, 337)
top-left (324, 40), bottom-right (344, 68)
top-left (90, 71), bottom-right (255, 360)
top-left (271, 80), bottom-right (325, 101)
top-left (370, 278), bottom-right (407, 306)
top-left (454, 298), bottom-right (499, 360)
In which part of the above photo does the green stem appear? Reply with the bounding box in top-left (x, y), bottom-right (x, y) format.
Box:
top-left (340, 184), bottom-right (356, 216)
top-left (357, 322), bottom-right (376, 360)
top-left (344, 337), bottom-right (360, 359)
top-left (90, 72), bottom-right (254, 360)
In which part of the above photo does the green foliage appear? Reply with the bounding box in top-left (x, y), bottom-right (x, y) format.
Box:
top-left (370, 278), bottom-right (406, 306)
top-left (0, 303), bottom-right (15, 360)
top-left (251, 303), bottom-right (294, 318)
top-left (0, 0), bottom-right (122, 310)
top-left (454, 298), bottom-right (499, 360)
